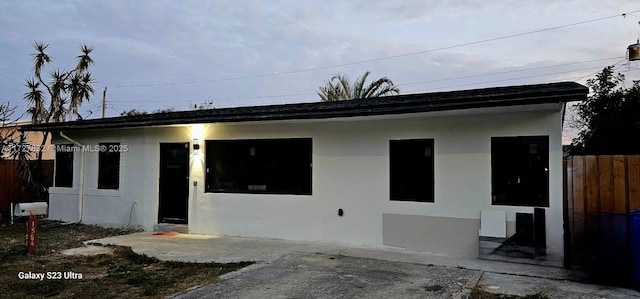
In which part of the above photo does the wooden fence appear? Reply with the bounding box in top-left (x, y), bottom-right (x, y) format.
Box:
top-left (0, 160), bottom-right (53, 220)
top-left (564, 155), bottom-right (640, 283)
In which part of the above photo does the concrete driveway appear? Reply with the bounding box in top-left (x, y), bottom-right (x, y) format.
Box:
top-left (174, 252), bottom-right (478, 299)
top-left (88, 232), bottom-right (640, 298)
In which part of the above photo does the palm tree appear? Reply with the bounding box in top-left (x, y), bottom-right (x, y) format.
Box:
top-left (24, 41), bottom-right (95, 155)
top-left (26, 42), bottom-right (95, 124)
top-left (20, 41), bottom-right (96, 197)
top-left (317, 71), bottom-right (400, 102)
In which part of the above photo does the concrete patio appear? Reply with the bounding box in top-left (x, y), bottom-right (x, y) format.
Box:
top-left (86, 232), bottom-right (640, 298)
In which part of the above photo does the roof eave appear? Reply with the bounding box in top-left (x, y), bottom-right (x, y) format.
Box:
top-left (20, 82), bottom-right (588, 132)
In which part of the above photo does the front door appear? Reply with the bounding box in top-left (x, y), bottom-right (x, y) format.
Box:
top-left (158, 143), bottom-right (189, 224)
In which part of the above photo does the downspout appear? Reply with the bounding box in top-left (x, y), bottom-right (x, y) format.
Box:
top-left (59, 132), bottom-right (85, 223)
top-left (560, 102), bottom-right (567, 129)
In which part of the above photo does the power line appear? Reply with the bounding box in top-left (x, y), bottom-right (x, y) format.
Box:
top-left (106, 65), bottom-right (640, 114)
top-left (113, 62), bottom-right (624, 112)
top-left (106, 10), bottom-right (640, 89)
top-left (572, 59), bottom-right (629, 81)
top-left (620, 67), bottom-right (640, 73)
top-left (108, 57), bottom-right (623, 104)
top-left (396, 57), bottom-right (622, 87)
top-left (404, 62), bottom-right (628, 93)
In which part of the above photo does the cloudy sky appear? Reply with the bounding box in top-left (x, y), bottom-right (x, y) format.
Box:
top-left (1, 1), bottom-right (640, 142)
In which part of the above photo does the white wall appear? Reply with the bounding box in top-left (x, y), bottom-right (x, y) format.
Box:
top-left (48, 107), bottom-right (565, 262)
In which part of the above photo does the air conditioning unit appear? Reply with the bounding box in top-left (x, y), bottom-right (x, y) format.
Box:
top-left (14, 202), bottom-right (48, 217)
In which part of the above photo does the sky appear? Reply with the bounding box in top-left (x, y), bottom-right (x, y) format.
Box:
top-left (1, 1), bottom-right (640, 143)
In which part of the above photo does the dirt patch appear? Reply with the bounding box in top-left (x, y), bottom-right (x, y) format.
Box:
top-left (0, 220), bottom-right (252, 298)
top-left (469, 284), bottom-right (551, 299)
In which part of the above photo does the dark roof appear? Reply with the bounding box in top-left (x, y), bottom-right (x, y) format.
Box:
top-left (22, 82), bottom-right (587, 132)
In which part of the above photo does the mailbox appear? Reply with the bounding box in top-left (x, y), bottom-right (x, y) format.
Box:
top-left (14, 202), bottom-right (48, 217)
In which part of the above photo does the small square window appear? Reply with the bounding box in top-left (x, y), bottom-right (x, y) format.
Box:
top-left (390, 139), bottom-right (435, 202)
top-left (491, 136), bottom-right (549, 207)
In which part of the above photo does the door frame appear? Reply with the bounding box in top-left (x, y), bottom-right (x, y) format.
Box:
top-left (158, 142), bottom-right (190, 224)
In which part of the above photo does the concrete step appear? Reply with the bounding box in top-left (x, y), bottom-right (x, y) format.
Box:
top-left (154, 223), bottom-right (189, 234)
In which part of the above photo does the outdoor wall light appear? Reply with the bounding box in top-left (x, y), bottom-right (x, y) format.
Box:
top-left (193, 139), bottom-right (200, 154)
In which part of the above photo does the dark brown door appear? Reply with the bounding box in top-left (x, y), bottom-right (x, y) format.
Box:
top-left (158, 143), bottom-right (189, 224)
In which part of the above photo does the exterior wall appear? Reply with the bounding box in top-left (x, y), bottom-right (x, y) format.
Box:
top-left (382, 214), bottom-right (481, 257)
top-left (47, 107), bottom-right (565, 264)
top-left (49, 128), bottom-right (163, 227)
top-left (1, 124), bottom-right (54, 160)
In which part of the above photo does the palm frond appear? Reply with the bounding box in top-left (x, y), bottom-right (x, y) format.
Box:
top-left (363, 77), bottom-right (399, 98)
top-left (335, 74), bottom-right (352, 99)
top-left (75, 44), bottom-right (95, 73)
top-left (318, 75), bottom-right (349, 102)
top-left (31, 42), bottom-right (51, 79)
top-left (23, 78), bottom-right (47, 123)
top-left (49, 69), bottom-right (68, 94)
top-left (352, 71), bottom-right (371, 99)
top-left (68, 72), bottom-right (94, 118)
top-left (317, 71), bottom-right (399, 102)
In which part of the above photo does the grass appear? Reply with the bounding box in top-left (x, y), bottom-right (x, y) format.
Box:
top-left (0, 220), bottom-right (252, 298)
top-left (469, 284), bottom-right (550, 299)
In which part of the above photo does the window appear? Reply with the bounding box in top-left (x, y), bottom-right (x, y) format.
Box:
top-left (54, 144), bottom-right (74, 187)
top-left (390, 139), bottom-right (434, 202)
top-left (98, 142), bottom-right (120, 189)
top-left (205, 138), bottom-right (312, 195)
top-left (491, 136), bottom-right (549, 207)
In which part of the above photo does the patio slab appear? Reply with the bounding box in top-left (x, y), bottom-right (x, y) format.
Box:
top-left (87, 232), bottom-right (640, 298)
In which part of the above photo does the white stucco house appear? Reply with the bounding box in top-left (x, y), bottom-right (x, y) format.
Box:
top-left (24, 82), bottom-right (588, 266)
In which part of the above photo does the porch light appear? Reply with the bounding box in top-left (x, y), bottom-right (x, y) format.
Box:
top-left (193, 139), bottom-right (200, 154)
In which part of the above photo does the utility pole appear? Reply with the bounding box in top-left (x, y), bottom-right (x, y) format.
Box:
top-left (102, 87), bottom-right (107, 118)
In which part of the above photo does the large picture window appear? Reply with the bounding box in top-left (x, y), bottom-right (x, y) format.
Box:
top-left (54, 144), bottom-right (74, 187)
top-left (390, 139), bottom-right (434, 202)
top-left (98, 142), bottom-right (121, 189)
top-left (491, 136), bottom-right (549, 207)
top-left (205, 138), bottom-right (312, 195)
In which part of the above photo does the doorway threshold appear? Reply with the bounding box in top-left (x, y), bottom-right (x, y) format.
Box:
top-left (154, 223), bottom-right (189, 234)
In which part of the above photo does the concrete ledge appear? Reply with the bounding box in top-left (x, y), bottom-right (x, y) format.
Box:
top-left (154, 223), bottom-right (189, 234)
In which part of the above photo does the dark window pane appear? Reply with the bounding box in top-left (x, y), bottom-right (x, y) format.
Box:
top-left (390, 139), bottom-right (434, 202)
top-left (205, 138), bottom-right (312, 195)
top-left (98, 143), bottom-right (120, 189)
top-left (491, 136), bottom-right (549, 207)
top-left (54, 144), bottom-right (74, 187)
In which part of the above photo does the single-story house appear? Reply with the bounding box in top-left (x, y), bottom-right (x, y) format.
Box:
top-left (23, 82), bottom-right (588, 266)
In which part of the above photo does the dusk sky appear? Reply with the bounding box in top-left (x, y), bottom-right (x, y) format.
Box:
top-left (2, 1), bottom-right (640, 143)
